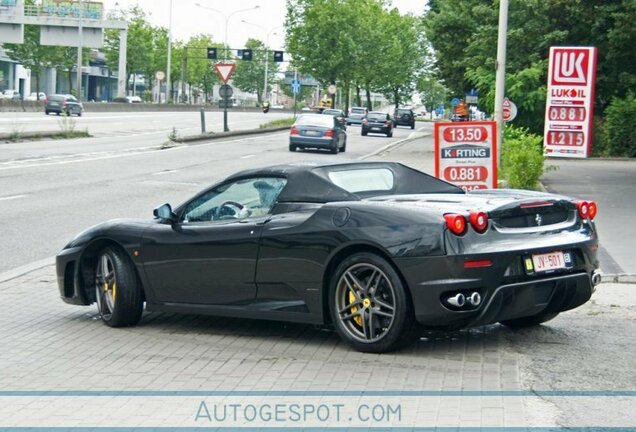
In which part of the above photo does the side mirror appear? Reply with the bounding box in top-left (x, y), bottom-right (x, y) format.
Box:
top-left (153, 203), bottom-right (176, 223)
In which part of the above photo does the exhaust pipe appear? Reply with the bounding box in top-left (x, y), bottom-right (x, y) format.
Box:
top-left (446, 293), bottom-right (466, 308)
top-left (467, 292), bottom-right (482, 307)
top-left (592, 271), bottom-right (602, 286)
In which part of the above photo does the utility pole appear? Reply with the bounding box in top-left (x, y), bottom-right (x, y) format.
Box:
top-left (494, 0), bottom-right (509, 169)
top-left (76, 0), bottom-right (83, 101)
top-left (166, 0), bottom-right (173, 103)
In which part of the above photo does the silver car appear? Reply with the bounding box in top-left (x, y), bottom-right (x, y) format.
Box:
top-left (289, 114), bottom-right (347, 154)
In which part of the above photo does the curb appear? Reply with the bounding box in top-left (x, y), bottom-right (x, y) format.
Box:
top-left (0, 257), bottom-right (54, 284)
top-left (359, 128), bottom-right (432, 160)
top-left (169, 126), bottom-right (290, 145)
top-left (602, 274), bottom-right (636, 284)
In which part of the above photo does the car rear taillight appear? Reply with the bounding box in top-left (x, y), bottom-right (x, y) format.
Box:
top-left (576, 201), bottom-right (590, 219)
top-left (445, 214), bottom-right (467, 235)
top-left (469, 211), bottom-right (489, 233)
top-left (290, 126), bottom-right (299, 135)
top-left (588, 201), bottom-right (598, 219)
top-left (324, 129), bottom-right (335, 137)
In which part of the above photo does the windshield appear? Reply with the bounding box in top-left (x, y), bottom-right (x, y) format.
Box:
top-left (367, 113), bottom-right (387, 121)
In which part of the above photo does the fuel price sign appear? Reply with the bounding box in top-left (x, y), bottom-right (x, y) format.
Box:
top-left (435, 121), bottom-right (498, 191)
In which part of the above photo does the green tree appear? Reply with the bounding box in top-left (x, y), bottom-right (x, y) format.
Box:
top-left (183, 34), bottom-right (221, 103)
top-left (232, 38), bottom-right (280, 105)
top-left (3, 24), bottom-right (55, 98)
top-left (104, 7), bottom-right (155, 94)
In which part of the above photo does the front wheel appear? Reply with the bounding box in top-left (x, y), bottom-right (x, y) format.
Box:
top-left (94, 247), bottom-right (143, 327)
top-left (500, 312), bottom-right (559, 329)
top-left (329, 253), bottom-right (416, 353)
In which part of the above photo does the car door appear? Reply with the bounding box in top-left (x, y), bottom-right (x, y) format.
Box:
top-left (141, 176), bottom-right (287, 305)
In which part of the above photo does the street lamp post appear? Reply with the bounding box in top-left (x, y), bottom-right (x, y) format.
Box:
top-left (166, 0), bottom-right (173, 104)
top-left (194, 3), bottom-right (259, 132)
top-left (241, 21), bottom-right (283, 105)
top-left (494, 0), bottom-right (509, 169)
top-left (76, 0), bottom-right (83, 101)
top-left (194, 4), bottom-right (260, 61)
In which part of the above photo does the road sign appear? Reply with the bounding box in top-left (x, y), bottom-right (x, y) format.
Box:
top-left (219, 84), bottom-right (233, 99)
top-left (544, 46), bottom-right (597, 158)
top-left (434, 121), bottom-right (498, 191)
top-left (155, 71), bottom-right (165, 81)
top-left (451, 97), bottom-right (460, 106)
top-left (502, 97), bottom-right (518, 122)
top-left (214, 63), bottom-right (236, 84)
top-left (327, 84), bottom-right (337, 95)
top-left (465, 94), bottom-right (478, 104)
top-left (291, 79), bottom-right (301, 95)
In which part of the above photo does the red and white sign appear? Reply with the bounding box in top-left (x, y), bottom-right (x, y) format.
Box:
top-left (544, 46), bottom-right (597, 158)
top-left (503, 97), bottom-right (517, 122)
top-left (435, 121), bottom-right (498, 191)
top-left (214, 63), bottom-right (236, 84)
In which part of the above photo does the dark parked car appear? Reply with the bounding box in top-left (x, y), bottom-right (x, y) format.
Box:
top-left (45, 94), bottom-right (83, 116)
top-left (361, 111), bottom-right (394, 137)
top-left (57, 161), bottom-right (601, 353)
top-left (393, 108), bottom-right (415, 129)
top-left (346, 106), bottom-right (368, 125)
top-left (321, 108), bottom-right (347, 128)
top-left (289, 113), bottom-right (347, 154)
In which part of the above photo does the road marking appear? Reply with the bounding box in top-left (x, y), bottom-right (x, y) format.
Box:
top-left (0, 194), bottom-right (28, 202)
top-left (152, 169), bottom-right (180, 175)
top-left (240, 154), bottom-right (256, 159)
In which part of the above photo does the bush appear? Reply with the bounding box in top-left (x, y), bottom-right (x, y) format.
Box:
top-left (501, 125), bottom-right (545, 190)
top-left (604, 94), bottom-right (636, 157)
top-left (259, 117), bottom-right (295, 129)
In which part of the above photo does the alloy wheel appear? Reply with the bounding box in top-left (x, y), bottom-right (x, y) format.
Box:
top-left (95, 253), bottom-right (117, 319)
top-left (335, 263), bottom-right (396, 343)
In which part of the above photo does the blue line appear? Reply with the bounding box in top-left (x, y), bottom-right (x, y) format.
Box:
top-left (0, 390), bottom-right (634, 397)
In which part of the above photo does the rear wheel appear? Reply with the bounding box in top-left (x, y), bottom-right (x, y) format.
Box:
top-left (77, 111), bottom-right (82, 117)
top-left (330, 140), bottom-right (339, 154)
top-left (340, 135), bottom-right (347, 152)
top-left (410, 123), bottom-right (415, 129)
top-left (329, 253), bottom-right (416, 353)
top-left (361, 129), bottom-right (368, 136)
top-left (387, 129), bottom-right (393, 138)
top-left (94, 247), bottom-right (143, 327)
top-left (289, 144), bottom-right (297, 152)
top-left (500, 312), bottom-right (559, 329)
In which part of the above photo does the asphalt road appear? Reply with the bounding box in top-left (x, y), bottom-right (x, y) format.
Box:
top-left (542, 158), bottom-right (636, 275)
top-left (0, 119), bottom-right (430, 273)
top-left (0, 110), bottom-right (291, 138)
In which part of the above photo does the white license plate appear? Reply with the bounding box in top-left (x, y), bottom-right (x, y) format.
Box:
top-left (305, 130), bottom-right (320, 136)
top-left (532, 251), bottom-right (567, 273)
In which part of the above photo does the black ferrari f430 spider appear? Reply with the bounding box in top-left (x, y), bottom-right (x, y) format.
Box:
top-left (57, 162), bottom-right (601, 352)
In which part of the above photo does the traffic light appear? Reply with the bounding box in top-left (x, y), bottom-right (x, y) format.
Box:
top-left (206, 47), bottom-right (217, 60)
top-left (273, 51), bottom-right (284, 63)
top-left (241, 49), bottom-right (253, 61)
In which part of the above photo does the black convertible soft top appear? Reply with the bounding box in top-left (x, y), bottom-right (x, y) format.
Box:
top-left (225, 161), bottom-right (464, 203)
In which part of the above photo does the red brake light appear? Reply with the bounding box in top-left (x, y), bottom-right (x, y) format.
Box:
top-left (324, 129), bottom-right (335, 137)
top-left (469, 211), bottom-right (489, 233)
top-left (576, 201), bottom-right (590, 219)
top-left (290, 126), bottom-right (299, 135)
top-left (588, 201), bottom-right (598, 219)
top-left (445, 214), bottom-right (467, 236)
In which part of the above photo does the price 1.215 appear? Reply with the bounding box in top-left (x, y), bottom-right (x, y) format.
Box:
top-left (546, 131), bottom-right (584, 146)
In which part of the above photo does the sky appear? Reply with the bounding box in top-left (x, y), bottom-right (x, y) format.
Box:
top-left (101, 0), bottom-right (427, 50)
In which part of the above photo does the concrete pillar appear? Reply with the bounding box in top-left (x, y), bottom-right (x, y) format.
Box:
top-left (117, 28), bottom-right (127, 97)
top-left (46, 68), bottom-right (57, 95)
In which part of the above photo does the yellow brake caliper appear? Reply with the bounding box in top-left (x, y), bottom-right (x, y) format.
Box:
top-left (349, 291), bottom-right (362, 327)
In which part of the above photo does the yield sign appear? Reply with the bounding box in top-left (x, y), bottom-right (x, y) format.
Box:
top-left (214, 63), bottom-right (236, 84)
